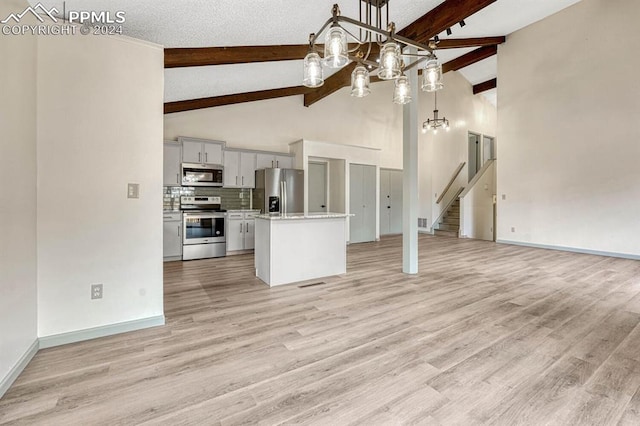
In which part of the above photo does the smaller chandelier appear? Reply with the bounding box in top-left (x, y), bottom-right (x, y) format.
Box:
top-left (324, 25), bottom-right (349, 68)
top-left (303, 50), bottom-right (324, 88)
top-left (422, 91), bottom-right (449, 133)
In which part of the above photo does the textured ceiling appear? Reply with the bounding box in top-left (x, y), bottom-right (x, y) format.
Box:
top-left (31, 0), bottom-right (583, 103)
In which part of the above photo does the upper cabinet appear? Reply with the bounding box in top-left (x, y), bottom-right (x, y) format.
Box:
top-left (256, 153), bottom-right (294, 169)
top-left (163, 142), bottom-right (182, 186)
top-left (223, 150), bottom-right (256, 188)
top-left (179, 137), bottom-right (224, 165)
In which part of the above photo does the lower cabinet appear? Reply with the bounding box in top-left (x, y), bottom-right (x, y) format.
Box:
top-left (226, 210), bottom-right (259, 253)
top-left (163, 213), bottom-right (182, 260)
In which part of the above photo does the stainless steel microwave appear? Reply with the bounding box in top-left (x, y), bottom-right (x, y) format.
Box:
top-left (181, 163), bottom-right (223, 187)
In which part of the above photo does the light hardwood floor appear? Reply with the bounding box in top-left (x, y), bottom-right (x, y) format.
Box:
top-left (2, 235), bottom-right (640, 425)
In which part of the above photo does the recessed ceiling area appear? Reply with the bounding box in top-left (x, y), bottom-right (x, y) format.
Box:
top-left (32, 0), bottom-right (583, 105)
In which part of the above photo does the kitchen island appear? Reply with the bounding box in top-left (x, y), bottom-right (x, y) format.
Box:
top-left (254, 213), bottom-right (351, 286)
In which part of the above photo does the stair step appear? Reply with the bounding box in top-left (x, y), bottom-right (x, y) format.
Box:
top-left (437, 223), bottom-right (459, 232)
top-left (434, 229), bottom-right (458, 238)
top-left (443, 217), bottom-right (459, 225)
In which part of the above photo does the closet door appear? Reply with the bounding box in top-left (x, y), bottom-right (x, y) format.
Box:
top-left (361, 165), bottom-right (377, 242)
top-left (349, 164), bottom-right (376, 243)
top-left (379, 170), bottom-right (390, 235)
top-left (349, 164), bottom-right (364, 243)
top-left (389, 169), bottom-right (403, 234)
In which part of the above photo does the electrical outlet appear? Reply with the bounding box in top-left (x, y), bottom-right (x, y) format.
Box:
top-left (91, 284), bottom-right (103, 299)
top-left (511, 227), bottom-right (516, 233)
top-left (502, 194), bottom-right (506, 200)
top-left (239, 192), bottom-right (244, 199)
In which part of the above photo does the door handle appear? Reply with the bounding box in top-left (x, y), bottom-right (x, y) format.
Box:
top-left (276, 160), bottom-right (279, 168)
top-left (205, 152), bottom-right (208, 163)
top-left (198, 152), bottom-right (202, 163)
top-left (387, 206), bottom-right (391, 209)
top-left (242, 176), bottom-right (244, 186)
top-left (236, 176), bottom-right (238, 185)
top-left (321, 205), bottom-right (326, 208)
top-left (240, 224), bottom-right (242, 234)
top-left (178, 226), bottom-right (181, 236)
top-left (246, 222), bottom-right (249, 233)
top-left (176, 173), bottom-right (179, 184)
top-left (271, 160), bottom-right (274, 168)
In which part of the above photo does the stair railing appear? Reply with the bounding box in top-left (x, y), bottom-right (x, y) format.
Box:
top-left (436, 161), bottom-right (466, 204)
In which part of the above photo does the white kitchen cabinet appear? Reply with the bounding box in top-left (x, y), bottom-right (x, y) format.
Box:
top-left (223, 150), bottom-right (256, 188)
top-left (226, 210), bottom-right (259, 253)
top-left (163, 142), bottom-right (182, 186)
top-left (163, 213), bottom-right (182, 260)
top-left (180, 137), bottom-right (224, 165)
top-left (240, 152), bottom-right (257, 187)
top-left (256, 153), bottom-right (294, 169)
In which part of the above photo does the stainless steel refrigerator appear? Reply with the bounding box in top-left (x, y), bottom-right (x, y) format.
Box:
top-left (253, 168), bottom-right (304, 214)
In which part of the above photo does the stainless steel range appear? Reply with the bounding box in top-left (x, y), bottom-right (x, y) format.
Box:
top-left (180, 196), bottom-right (226, 260)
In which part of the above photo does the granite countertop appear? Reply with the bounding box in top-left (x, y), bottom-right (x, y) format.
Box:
top-left (255, 212), bottom-right (353, 220)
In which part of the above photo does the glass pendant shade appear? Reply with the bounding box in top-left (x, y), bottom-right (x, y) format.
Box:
top-left (303, 52), bottom-right (324, 88)
top-left (377, 42), bottom-right (402, 80)
top-left (393, 75), bottom-right (411, 104)
top-left (350, 65), bottom-right (371, 97)
top-left (422, 56), bottom-right (443, 92)
top-left (323, 26), bottom-right (349, 68)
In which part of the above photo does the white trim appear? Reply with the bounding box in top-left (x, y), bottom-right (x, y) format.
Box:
top-left (497, 240), bottom-right (640, 261)
top-left (39, 315), bottom-right (165, 349)
top-left (0, 339), bottom-right (39, 398)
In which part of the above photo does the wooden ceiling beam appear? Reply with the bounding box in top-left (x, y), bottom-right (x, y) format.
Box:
top-left (164, 37), bottom-right (505, 68)
top-left (436, 36), bottom-right (505, 49)
top-left (165, 45), bottom-right (310, 68)
top-left (305, 0), bottom-right (498, 107)
top-left (164, 86), bottom-right (312, 114)
top-left (398, 0), bottom-right (497, 43)
top-left (473, 78), bottom-right (497, 94)
top-left (442, 45), bottom-right (497, 73)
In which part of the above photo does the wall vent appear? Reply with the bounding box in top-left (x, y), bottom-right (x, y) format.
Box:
top-left (418, 218), bottom-right (429, 228)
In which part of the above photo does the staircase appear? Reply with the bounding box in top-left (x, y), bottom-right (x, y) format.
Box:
top-left (434, 198), bottom-right (460, 237)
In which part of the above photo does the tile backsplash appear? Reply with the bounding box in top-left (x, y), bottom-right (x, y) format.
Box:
top-left (163, 187), bottom-right (252, 211)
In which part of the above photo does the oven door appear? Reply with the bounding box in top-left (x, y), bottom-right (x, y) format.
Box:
top-left (183, 213), bottom-right (226, 245)
top-left (181, 163), bottom-right (223, 187)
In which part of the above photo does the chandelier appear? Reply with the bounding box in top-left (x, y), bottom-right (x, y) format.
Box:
top-left (302, 1), bottom-right (444, 104)
top-left (422, 91), bottom-right (449, 133)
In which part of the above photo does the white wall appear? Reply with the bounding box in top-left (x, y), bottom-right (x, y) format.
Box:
top-left (37, 33), bottom-right (165, 337)
top-left (460, 160), bottom-right (496, 240)
top-left (165, 70), bottom-right (496, 234)
top-left (419, 72), bottom-right (497, 230)
top-left (0, 0), bottom-right (38, 395)
top-left (497, 0), bottom-right (640, 257)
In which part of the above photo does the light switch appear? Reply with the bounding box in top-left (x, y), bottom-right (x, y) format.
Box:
top-left (502, 194), bottom-right (506, 200)
top-left (128, 183), bottom-right (140, 199)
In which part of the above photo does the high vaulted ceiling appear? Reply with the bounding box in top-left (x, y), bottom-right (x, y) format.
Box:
top-left (33, 0), bottom-right (583, 109)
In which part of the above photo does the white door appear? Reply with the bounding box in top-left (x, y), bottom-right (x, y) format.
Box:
top-left (203, 142), bottom-right (223, 165)
top-left (240, 152), bottom-right (257, 188)
top-left (379, 169), bottom-right (391, 235)
top-left (244, 219), bottom-right (255, 250)
top-left (256, 153), bottom-right (274, 169)
top-left (226, 219), bottom-right (244, 251)
top-left (389, 169), bottom-right (403, 234)
top-left (349, 164), bottom-right (376, 243)
top-left (309, 162), bottom-right (327, 213)
top-left (163, 220), bottom-right (182, 257)
top-left (223, 151), bottom-right (240, 187)
top-left (163, 143), bottom-right (181, 186)
top-left (275, 155), bottom-right (293, 169)
top-left (182, 141), bottom-right (202, 163)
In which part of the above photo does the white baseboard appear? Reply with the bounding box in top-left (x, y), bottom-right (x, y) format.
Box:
top-left (39, 315), bottom-right (165, 349)
top-left (0, 339), bottom-right (39, 398)
top-left (497, 239), bottom-right (640, 261)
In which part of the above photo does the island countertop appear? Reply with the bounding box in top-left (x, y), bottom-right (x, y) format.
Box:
top-left (254, 212), bottom-right (353, 221)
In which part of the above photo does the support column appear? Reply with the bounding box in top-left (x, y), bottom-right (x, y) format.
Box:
top-left (402, 47), bottom-right (419, 274)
